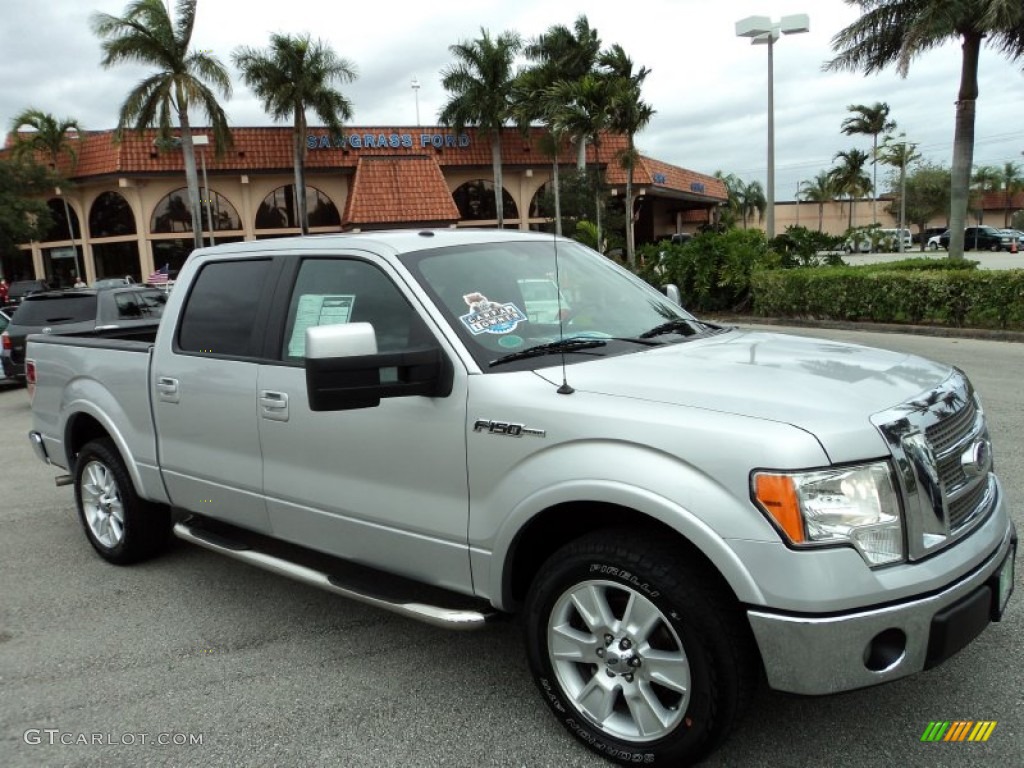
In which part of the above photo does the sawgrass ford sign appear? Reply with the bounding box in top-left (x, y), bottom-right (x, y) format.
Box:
top-left (307, 132), bottom-right (471, 150)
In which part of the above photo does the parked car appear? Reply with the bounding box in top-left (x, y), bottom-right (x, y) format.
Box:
top-left (1, 287), bottom-right (165, 381)
top-left (913, 226), bottom-right (947, 246)
top-left (927, 231), bottom-right (948, 250)
top-left (26, 230), bottom-right (1017, 766)
top-left (939, 226), bottom-right (1015, 251)
top-left (5, 279), bottom-right (50, 307)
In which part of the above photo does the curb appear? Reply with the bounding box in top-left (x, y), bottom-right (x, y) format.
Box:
top-left (704, 315), bottom-right (1024, 344)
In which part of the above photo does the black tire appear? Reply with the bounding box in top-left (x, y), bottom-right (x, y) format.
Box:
top-left (524, 530), bottom-right (758, 766)
top-left (74, 437), bottom-right (171, 564)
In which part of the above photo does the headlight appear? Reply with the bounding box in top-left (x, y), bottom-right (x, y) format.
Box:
top-left (752, 461), bottom-right (904, 566)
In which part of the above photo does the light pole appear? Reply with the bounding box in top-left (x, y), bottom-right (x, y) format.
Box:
top-left (191, 135), bottom-right (215, 247)
top-left (411, 77), bottom-right (421, 126)
top-left (736, 14), bottom-right (809, 239)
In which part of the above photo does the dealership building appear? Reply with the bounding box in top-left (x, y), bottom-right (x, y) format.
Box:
top-left (2, 125), bottom-right (726, 286)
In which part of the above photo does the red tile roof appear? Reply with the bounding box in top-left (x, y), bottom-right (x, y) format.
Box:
top-left (343, 155), bottom-right (459, 226)
top-left (2, 125), bottom-right (725, 205)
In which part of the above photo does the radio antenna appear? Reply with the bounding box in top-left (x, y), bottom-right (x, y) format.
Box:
top-left (553, 227), bottom-right (574, 395)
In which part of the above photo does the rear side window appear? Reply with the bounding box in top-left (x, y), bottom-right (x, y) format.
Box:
top-left (12, 294), bottom-right (97, 325)
top-left (112, 289), bottom-right (166, 319)
top-left (178, 260), bottom-right (272, 357)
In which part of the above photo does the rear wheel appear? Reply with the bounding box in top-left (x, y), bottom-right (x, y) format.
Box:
top-left (74, 438), bottom-right (171, 564)
top-left (524, 530), bottom-right (758, 765)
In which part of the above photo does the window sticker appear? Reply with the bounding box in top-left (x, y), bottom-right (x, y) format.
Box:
top-left (459, 292), bottom-right (527, 335)
top-left (288, 294), bottom-right (356, 357)
top-left (498, 334), bottom-right (524, 348)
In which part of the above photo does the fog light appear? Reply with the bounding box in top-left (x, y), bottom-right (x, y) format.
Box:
top-left (864, 628), bottom-right (906, 672)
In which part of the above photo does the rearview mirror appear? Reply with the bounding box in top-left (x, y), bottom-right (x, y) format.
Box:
top-left (304, 323), bottom-right (453, 411)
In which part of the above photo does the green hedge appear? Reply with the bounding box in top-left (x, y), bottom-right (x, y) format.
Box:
top-left (752, 267), bottom-right (1024, 329)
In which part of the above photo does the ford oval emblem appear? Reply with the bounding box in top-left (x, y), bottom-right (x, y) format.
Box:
top-left (42, 327), bottom-right (52, 334)
top-left (960, 439), bottom-right (990, 478)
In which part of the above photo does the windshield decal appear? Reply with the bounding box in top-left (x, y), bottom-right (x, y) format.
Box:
top-left (459, 293), bottom-right (527, 335)
top-left (498, 334), bottom-right (524, 348)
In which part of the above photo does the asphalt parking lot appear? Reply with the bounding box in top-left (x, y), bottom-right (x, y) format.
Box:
top-left (0, 325), bottom-right (1020, 767)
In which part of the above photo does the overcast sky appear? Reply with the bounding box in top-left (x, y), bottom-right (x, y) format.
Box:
top-left (2, 0), bottom-right (1023, 202)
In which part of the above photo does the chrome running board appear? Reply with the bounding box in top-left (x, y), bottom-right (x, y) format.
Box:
top-left (173, 522), bottom-right (497, 630)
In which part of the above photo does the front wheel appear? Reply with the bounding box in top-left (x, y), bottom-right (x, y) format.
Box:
top-left (524, 531), bottom-right (758, 766)
top-left (74, 438), bottom-right (171, 564)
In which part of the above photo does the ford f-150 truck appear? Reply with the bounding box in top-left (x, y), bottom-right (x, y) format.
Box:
top-left (26, 230), bottom-right (1016, 765)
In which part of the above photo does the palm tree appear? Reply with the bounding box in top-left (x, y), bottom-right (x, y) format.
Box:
top-left (800, 172), bottom-right (836, 232)
top-left (840, 102), bottom-right (896, 226)
top-left (971, 164), bottom-right (1001, 224)
top-left (440, 28), bottom-right (522, 228)
top-left (829, 149), bottom-right (872, 228)
top-left (737, 180), bottom-right (767, 230)
top-left (515, 16), bottom-right (601, 236)
top-left (877, 135), bottom-right (921, 249)
top-left (547, 73), bottom-right (615, 247)
top-left (826, 0), bottom-right (1024, 260)
top-left (996, 161), bottom-right (1024, 227)
top-left (8, 109), bottom-right (84, 281)
top-left (234, 34), bottom-right (356, 236)
top-left (522, 15), bottom-right (601, 170)
top-left (713, 170), bottom-right (743, 229)
top-left (92, 0), bottom-right (231, 252)
top-left (600, 44), bottom-right (654, 267)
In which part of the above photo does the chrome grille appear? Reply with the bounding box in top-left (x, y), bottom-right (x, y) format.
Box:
top-left (926, 398), bottom-right (977, 455)
top-left (873, 371), bottom-right (996, 561)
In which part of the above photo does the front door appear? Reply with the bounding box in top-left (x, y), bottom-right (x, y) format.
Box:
top-left (256, 255), bottom-right (472, 592)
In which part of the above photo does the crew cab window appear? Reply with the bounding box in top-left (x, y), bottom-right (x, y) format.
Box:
top-left (178, 260), bottom-right (272, 357)
top-left (281, 258), bottom-right (425, 361)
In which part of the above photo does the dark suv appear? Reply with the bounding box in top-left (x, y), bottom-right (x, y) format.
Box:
top-left (939, 226), bottom-right (1015, 251)
top-left (1, 287), bottom-right (166, 381)
top-left (6, 280), bottom-right (51, 307)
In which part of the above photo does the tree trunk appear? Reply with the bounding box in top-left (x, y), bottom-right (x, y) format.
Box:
top-left (576, 136), bottom-right (586, 171)
top-left (59, 194), bottom-right (82, 283)
top-left (848, 197), bottom-right (855, 230)
top-left (491, 135), bottom-right (504, 228)
top-left (948, 33), bottom-right (982, 261)
top-left (592, 136), bottom-right (602, 251)
top-left (294, 109), bottom-right (309, 235)
top-left (552, 153), bottom-right (562, 237)
top-left (625, 140), bottom-right (636, 268)
top-left (176, 87), bottom-right (204, 253)
top-left (817, 202), bottom-right (823, 233)
top-left (871, 134), bottom-right (878, 225)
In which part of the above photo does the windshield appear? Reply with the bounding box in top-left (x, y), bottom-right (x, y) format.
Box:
top-left (400, 239), bottom-right (707, 372)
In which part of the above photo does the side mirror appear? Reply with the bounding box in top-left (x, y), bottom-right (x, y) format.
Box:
top-left (304, 323), bottom-right (453, 412)
top-left (661, 284), bottom-right (682, 306)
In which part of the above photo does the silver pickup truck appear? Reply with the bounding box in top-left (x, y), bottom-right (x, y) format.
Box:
top-left (27, 230), bottom-right (1016, 765)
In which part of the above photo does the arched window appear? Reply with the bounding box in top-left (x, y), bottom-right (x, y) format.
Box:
top-left (255, 185), bottom-right (340, 229)
top-left (528, 182), bottom-right (555, 219)
top-left (452, 179), bottom-right (519, 221)
top-left (42, 198), bottom-right (81, 242)
top-left (89, 191), bottom-right (136, 238)
top-left (150, 187), bottom-right (242, 233)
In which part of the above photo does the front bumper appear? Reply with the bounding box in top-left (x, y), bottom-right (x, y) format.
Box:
top-left (748, 520), bottom-right (1016, 695)
top-left (29, 430), bottom-right (51, 464)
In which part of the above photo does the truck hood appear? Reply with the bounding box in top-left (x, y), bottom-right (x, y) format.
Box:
top-left (537, 329), bottom-right (953, 463)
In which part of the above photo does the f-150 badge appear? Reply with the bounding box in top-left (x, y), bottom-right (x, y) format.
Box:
top-left (473, 419), bottom-right (546, 438)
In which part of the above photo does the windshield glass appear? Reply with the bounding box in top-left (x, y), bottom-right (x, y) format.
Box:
top-left (400, 239), bottom-right (703, 371)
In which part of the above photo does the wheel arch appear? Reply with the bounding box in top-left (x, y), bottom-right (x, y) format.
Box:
top-left (500, 500), bottom-right (762, 614)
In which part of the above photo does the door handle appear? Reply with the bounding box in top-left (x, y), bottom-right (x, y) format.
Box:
top-left (156, 377), bottom-right (178, 394)
top-left (260, 390), bottom-right (290, 422)
top-left (259, 391), bottom-right (288, 409)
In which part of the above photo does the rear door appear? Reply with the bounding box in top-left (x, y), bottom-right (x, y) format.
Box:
top-left (255, 254), bottom-right (472, 591)
top-left (152, 258), bottom-right (277, 532)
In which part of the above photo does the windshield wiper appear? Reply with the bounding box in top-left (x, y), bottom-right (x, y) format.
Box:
top-left (638, 318), bottom-right (702, 339)
top-left (489, 338), bottom-right (607, 368)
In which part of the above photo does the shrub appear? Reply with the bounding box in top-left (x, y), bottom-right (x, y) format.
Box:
top-left (752, 267), bottom-right (1024, 329)
top-left (770, 226), bottom-right (845, 267)
top-left (638, 229), bottom-right (780, 312)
